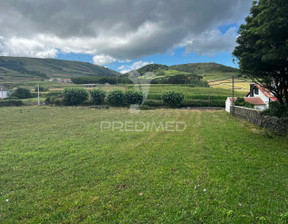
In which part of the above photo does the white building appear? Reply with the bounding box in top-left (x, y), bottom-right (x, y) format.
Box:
top-left (0, 88), bottom-right (9, 99)
top-left (225, 84), bottom-right (277, 112)
top-left (225, 97), bottom-right (237, 113)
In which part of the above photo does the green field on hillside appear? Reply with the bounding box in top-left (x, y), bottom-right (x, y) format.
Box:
top-left (0, 107), bottom-right (287, 223)
top-left (0, 56), bottom-right (120, 82)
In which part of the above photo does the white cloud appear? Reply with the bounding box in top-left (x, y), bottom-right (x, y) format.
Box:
top-left (118, 61), bottom-right (154, 74)
top-left (0, 36), bottom-right (58, 58)
top-left (92, 54), bottom-right (116, 65)
top-left (185, 27), bottom-right (238, 56)
top-left (0, 0), bottom-right (253, 60)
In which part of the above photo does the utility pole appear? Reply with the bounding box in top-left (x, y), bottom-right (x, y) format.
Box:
top-left (232, 76), bottom-right (235, 114)
top-left (37, 83), bottom-right (40, 106)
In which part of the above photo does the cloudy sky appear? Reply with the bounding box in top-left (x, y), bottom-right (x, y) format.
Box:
top-left (0, 0), bottom-right (253, 73)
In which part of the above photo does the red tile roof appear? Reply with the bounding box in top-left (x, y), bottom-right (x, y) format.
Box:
top-left (255, 84), bottom-right (277, 100)
top-left (244, 97), bottom-right (266, 105)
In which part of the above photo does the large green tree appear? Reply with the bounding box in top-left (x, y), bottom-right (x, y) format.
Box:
top-left (233, 0), bottom-right (288, 104)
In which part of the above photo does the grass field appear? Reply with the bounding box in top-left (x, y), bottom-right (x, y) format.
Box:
top-left (0, 107), bottom-right (288, 223)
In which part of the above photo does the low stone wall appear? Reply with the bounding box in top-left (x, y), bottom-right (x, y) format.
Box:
top-left (231, 106), bottom-right (288, 134)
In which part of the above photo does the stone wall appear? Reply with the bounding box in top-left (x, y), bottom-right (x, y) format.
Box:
top-left (231, 106), bottom-right (288, 134)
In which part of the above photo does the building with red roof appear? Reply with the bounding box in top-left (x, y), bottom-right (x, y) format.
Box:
top-left (225, 84), bottom-right (277, 112)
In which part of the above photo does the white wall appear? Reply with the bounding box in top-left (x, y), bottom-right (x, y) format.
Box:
top-left (225, 98), bottom-right (231, 113)
top-left (254, 105), bottom-right (267, 111)
top-left (0, 91), bottom-right (8, 99)
top-left (254, 88), bottom-right (270, 105)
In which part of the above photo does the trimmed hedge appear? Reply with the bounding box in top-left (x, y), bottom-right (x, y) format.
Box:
top-left (0, 100), bottom-right (24, 107)
top-left (90, 89), bottom-right (106, 105)
top-left (107, 89), bottom-right (125, 106)
top-left (162, 91), bottom-right (184, 107)
top-left (125, 90), bottom-right (143, 105)
top-left (144, 100), bottom-right (164, 107)
top-left (63, 88), bottom-right (89, 106)
top-left (182, 100), bottom-right (225, 107)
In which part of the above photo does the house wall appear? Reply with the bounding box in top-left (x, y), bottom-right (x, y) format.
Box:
top-left (254, 105), bottom-right (267, 111)
top-left (230, 106), bottom-right (288, 134)
top-left (254, 88), bottom-right (270, 106)
top-left (225, 98), bottom-right (231, 113)
top-left (0, 91), bottom-right (8, 99)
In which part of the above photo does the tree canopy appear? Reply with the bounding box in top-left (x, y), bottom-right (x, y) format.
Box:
top-left (233, 0), bottom-right (288, 104)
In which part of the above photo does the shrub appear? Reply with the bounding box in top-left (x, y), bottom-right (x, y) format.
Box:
top-left (262, 102), bottom-right (288, 118)
top-left (45, 95), bottom-right (64, 105)
top-left (162, 91), bottom-right (184, 107)
top-left (63, 88), bottom-right (89, 106)
top-left (34, 86), bottom-right (48, 92)
top-left (125, 90), bottom-right (143, 105)
top-left (107, 89), bottom-right (125, 106)
top-left (12, 87), bottom-right (32, 99)
top-left (90, 89), bottom-right (106, 105)
top-left (0, 99), bottom-right (24, 107)
top-left (234, 98), bottom-right (254, 108)
top-left (144, 100), bottom-right (164, 107)
top-left (182, 99), bottom-right (225, 107)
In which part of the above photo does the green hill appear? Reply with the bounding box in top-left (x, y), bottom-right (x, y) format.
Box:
top-left (0, 56), bottom-right (120, 82)
top-left (170, 62), bottom-right (237, 74)
top-left (126, 62), bottom-right (239, 82)
top-left (124, 62), bottom-right (252, 91)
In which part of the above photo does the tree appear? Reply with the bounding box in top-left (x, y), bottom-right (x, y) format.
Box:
top-left (12, 87), bottom-right (32, 99)
top-left (233, 0), bottom-right (288, 105)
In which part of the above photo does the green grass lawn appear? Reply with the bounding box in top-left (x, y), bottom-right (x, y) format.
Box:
top-left (0, 107), bottom-right (288, 223)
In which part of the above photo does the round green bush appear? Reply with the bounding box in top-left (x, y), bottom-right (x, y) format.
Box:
top-left (107, 89), bottom-right (125, 106)
top-left (234, 98), bottom-right (254, 108)
top-left (63, 88), bottom-right (89, 105)
top-left (125, 90), bottom-right (143, 105)
top-left (13, 87), bottom-right (32, 99)
top-left (89, 89), bottom-right (106, 105)
top-left (162, 91), bottom-right (184, 107)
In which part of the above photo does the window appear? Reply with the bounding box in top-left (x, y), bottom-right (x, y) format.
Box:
top-left (255, 87), bottom-right (259, 95)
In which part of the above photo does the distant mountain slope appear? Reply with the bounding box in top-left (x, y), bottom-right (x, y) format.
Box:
top-left (170, 62), bottom-right (237, 74)
top-left (125, 62), bottom-right (251, 92)
top-left (0, 56), bottom-right (120, 81)
top-left (126, 62), bottom-right (238, 79)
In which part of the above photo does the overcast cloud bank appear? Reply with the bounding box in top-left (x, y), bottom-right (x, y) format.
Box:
top-left (0, 0), bottom-right (252, 66)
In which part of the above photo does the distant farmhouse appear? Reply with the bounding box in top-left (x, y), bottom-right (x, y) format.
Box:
top-left (0, 87), bottom-right (9, 99)
top-left (62, 79), bottom-right (72, 83)
top-left (225, 84), bottom-right (277, 112)
top-left (49, 78), bottom-right (72, 83)
top-left (84, 84), bottom-right (97, 88)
